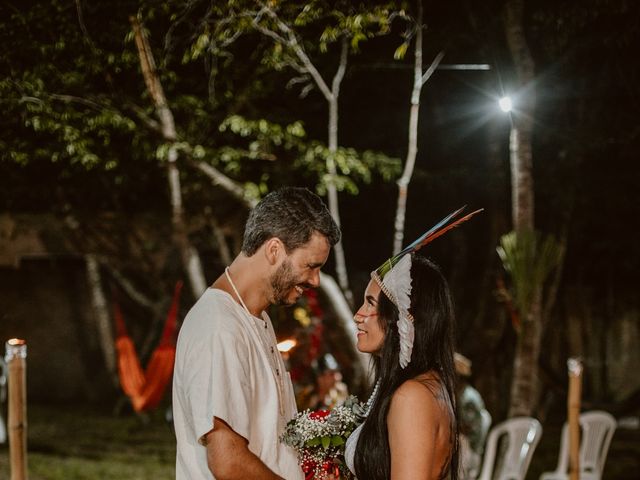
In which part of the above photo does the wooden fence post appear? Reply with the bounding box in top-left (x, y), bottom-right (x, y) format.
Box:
top-left (567, 357), bottom-right (583, 480)
top-left (6, 338), bottom-right (28, 480)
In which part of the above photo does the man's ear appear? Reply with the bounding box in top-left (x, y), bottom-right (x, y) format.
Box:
top-left (263, 237), bottom-right (283, 265)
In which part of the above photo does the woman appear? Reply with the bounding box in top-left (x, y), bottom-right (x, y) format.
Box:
top-left (345, 254), bottom-right (460, 480)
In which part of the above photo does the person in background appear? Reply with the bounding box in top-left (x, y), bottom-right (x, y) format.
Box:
top-left (304, 353), bottom-right (349, 411)
top-left (455, 353), bottom-right (491, 480)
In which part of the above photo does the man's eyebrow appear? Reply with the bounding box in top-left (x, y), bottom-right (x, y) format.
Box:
top-left (366, 294), bottom-right (378, 304)
top-left (308, 262), bottom-right (324, 268)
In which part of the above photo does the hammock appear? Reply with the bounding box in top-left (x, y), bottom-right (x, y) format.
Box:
top-left (114, 281), bottom-right (182, 412)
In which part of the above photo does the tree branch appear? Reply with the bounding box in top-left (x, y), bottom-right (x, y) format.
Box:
top-left (188, 158), bottom-right (256, 208)
top-left (331, 36), bottom-right (349, 97)
top-left (48, 93), bottom-right (108, 111)
top-left (251, 18), bottom-right (288, 44)
top-left (421, 50), bottom-right (445, 85)
top-left (258, 4), bottom-right (334, 101)
top-left (123, 102), bottom-right (163, 134)
top-left (131, 15), bottom-right (207, 298)
top-left (97, 257), bottom-right (161, 314)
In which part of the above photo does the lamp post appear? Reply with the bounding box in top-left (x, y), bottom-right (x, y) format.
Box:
top-left (497, 93), bottom-right (534, 233)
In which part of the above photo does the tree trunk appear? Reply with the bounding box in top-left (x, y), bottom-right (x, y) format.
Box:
top-left (393, 1), bottom-right (423, 256)
top-left (319, 272), bottom-right (369, 389)
top-left (254, 10), bottom-right (354, 306)
top-left (392, 2), bottom-right (444, 255)
top-left (509, 126), bottom-right (534, 231)
top-left (504, 0), bottom-right (535, 233)
top-left (326, 37), bottom-right (353, 307)
top-left (130, 16), bottom-right (207, 300)
top-left (85, 254), bottom-right (118, 387)
top-left (508, 285), bottom-right (543, 416)
top-left (504, 0), bottom-right (539, 416)
top-left (209, 216), bottom-right (233, 266)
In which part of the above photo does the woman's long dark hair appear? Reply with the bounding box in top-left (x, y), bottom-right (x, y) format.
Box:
top-left (354, 255), bottom-right (459, 480)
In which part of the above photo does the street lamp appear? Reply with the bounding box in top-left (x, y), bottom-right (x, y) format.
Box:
top-left (499, 96), bottom-right (513, 113)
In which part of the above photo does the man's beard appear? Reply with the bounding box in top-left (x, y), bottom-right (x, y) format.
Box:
top-left (270, 258), bottom-right (303, 305)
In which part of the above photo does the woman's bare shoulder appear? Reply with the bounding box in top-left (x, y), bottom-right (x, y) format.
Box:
top-left (389, 376), bottom-right (444, 415)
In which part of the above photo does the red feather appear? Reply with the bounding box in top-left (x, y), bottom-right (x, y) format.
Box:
top-left (413, 208), bottom-right (484, 252)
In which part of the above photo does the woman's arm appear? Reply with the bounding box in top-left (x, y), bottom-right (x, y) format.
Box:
top-left (387, 379), bottom-right (446, 479)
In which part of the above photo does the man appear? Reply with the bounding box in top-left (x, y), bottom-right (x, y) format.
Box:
top-left (173, 187), bottom-right (340, 480)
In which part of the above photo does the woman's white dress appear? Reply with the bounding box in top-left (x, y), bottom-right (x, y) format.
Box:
top-left (344, 422), bottom-right (364, 477)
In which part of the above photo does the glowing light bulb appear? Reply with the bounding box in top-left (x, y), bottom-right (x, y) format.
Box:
top-left (277, 339), bottom-right (297, 353)
top-left (499, 96), bottom-right (513, 113)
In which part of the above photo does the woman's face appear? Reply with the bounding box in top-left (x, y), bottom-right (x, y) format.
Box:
top-left (354, 280), bottom-right (385, 354)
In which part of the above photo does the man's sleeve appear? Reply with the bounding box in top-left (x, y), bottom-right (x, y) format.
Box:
top-left (182, 327), bottom-right (252, 444)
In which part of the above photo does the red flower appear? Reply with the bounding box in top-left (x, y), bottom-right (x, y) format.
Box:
top-left (305, 289), bottom-right (324, 318)
top-left (309, 409), bottom-right (331, 420)
top-left (302, 458), bottom-right (317, 479)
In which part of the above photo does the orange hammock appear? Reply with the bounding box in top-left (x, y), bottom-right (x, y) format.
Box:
top-left (114, 281), bottom-right (182, 413)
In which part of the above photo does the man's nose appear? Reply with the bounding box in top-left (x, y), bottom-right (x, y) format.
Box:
top-left (309, 270), bottom-right (321, 288)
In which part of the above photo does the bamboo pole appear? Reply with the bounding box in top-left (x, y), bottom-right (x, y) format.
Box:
top-left (6, 338), bottom-right (28, 480)
top-left (567, 357), bottom-right (583, 480)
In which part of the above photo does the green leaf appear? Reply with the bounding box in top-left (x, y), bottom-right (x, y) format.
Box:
top-left (321, 436), bottom-right (331, 449)
top-left (306, 437), bottom-right (321, 447)
top-left (394, 42), bottom-right (409, 60)
top-left (497, 230), bottom-right (564, 315)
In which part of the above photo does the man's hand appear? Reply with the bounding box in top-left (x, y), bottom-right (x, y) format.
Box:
top-left (205, 417), bottom-right (284, 480)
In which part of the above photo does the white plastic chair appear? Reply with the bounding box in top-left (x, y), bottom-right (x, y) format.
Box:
top-left (539, 411), bottom-right (616, 480)
top-left (476, 416), bottom-right (543, 480)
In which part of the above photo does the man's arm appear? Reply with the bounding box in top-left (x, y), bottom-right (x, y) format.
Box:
top-left (204, 417), bottom-right (284, 480)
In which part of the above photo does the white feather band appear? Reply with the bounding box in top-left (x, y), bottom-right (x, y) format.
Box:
top-left (372, 254), bottom-right (414, 368)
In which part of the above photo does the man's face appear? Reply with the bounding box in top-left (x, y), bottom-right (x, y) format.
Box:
top-left (269, 232), bottom-right (330, 306)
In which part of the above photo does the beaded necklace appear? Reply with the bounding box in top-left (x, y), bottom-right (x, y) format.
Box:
top-left (225, 267), bottom-right (286, 418)
top-left (364, 379), bottom-right (381, 415)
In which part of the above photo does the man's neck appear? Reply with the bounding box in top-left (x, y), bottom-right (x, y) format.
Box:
top-left (213, 255), bottom-right (270, 317)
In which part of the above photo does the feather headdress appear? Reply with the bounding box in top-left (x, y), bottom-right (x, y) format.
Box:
top-left (371, 206), bottom-right (483, 368)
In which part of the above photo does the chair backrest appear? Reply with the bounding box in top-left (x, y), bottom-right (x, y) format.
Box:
top-left (554, 410), bottom-right (617, 476)
top-left (477, 416), bottom-right (543, 480)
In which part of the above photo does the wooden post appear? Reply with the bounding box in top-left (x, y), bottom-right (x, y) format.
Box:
top-left (6, 338), bottom-right (28, 480)
top-left (567, 357), bottom-right (583, 480)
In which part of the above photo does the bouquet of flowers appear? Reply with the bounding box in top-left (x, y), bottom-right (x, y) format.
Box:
top-left (281, 396), bottom-right (367, 479)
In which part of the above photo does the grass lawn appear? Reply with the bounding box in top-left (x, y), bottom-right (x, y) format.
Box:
top-left (0, 403), bottom-right (175, 480)
top-left (1, 403), bottom-right (638, 479)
